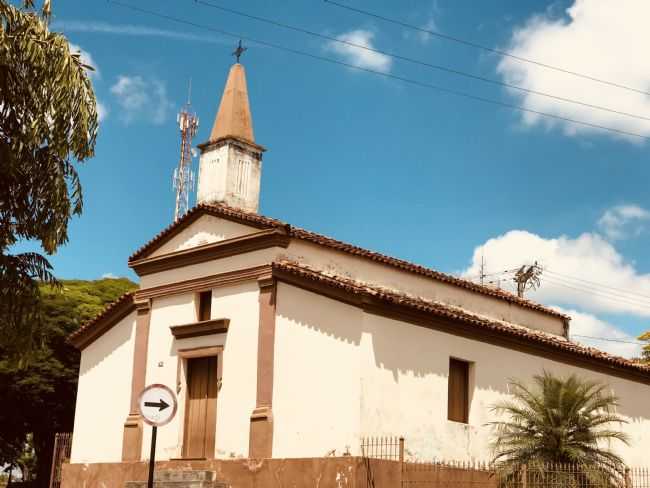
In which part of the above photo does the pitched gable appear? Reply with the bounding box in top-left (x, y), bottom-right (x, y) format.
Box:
top-left (129, 204), bottom-right (284, 263)
top-left (148, 214), bottom-right (262, 258)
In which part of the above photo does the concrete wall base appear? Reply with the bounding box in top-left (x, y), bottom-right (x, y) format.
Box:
top-left (61, 457), bottom-right (401, 488)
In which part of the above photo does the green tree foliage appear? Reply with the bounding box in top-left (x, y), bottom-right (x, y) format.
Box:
top-left (490, 372), bottom-right (629, 487)
top-left (0, 277), bottom-right (137, 487)
top-left (637, 331), bottom-right (650, 363)
top-left (0, 0), bottom-right (98, 356)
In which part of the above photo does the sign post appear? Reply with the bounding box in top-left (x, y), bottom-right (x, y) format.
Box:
top-left (138, 384), bottom-right (177, 488)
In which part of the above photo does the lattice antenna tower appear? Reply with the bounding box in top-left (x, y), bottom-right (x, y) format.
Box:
top-left (173, 80), bottom-right (199, 222)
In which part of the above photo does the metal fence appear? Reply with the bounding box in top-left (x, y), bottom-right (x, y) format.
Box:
top-left (360, 436), bottom-right (405, 461)
top-left (492, 464), bottom-right (650, 488)
top-left (403, 460), bottom-right (494, 488)
top-left (48, 432), bottom-right (72, 488)
top-left (360, 437), bottom-right (650, 488)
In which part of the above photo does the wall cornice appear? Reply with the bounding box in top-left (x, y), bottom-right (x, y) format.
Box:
top-left (129, 229), bottom-right (288, 276)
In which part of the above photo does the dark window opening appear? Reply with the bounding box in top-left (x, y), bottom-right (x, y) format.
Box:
top-left (198, 291), bottom-right (212, 322)
top-left (448, 358), bottom-right (470, 423)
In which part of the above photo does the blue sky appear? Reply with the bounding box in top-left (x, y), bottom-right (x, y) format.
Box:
top-left (23, 0), bottom-right (650, 356)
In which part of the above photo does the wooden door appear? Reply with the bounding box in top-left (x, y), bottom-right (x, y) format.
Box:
top-left (183, 356), bottom-right (218, 458)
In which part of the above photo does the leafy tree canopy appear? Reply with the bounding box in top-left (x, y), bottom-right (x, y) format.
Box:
top-left (637, 331), bottom-right (650, 363)
top-left (0, 0), bottom-right (98, 357)
top-left (0, 277), bottom-right (137, 486)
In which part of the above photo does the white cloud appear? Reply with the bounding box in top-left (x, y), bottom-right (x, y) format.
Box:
top-left (404, 17), bottom-right (437, 44)
top-left (54, 21), bottom-right (227, 45)
top-left (552, 306), bottom-right (641, 359)
top-left (110, 75), bottom-right (173, 125)
top-left (96, 100), bottom-right (109, 122)
top-left (416, 18), bottom-right (437, 44)
top-left (462, 229), bottom-right (650, 317)
top-left (101, 272), bottom-right (118, 279)
top-left (69, 43), bottom-right (99, 79)
top-left (326, 29), bottom-right (392, 73)
top-left (497, 0), bottom-right (650, 141)
top-left (598, 204), bottom-right (650, 240)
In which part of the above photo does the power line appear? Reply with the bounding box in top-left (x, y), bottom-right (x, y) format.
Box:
top-left (540, 275), bottom-right (650, 310)
top-left (107, 1), bottom-right (650, 142)
top-left (469, 265), bottom-right (650, 307)
top-left (541, 273), bottom-right (650, 307)
top-left (464, 267), bottom-right (518, 281)
top-left (571, 334), bottom-right (643, 346)
top-left (194, 0), bottom-right (650, 123)
top-left (323, 0), bottom-right (650, 98)
top-left (545, 269), bottom-right (650, 301)
top-left (542, 275), bottom-right (650, 304)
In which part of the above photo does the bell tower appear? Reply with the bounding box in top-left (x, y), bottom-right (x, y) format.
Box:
top-left (197, 54), bottom-right (265, 213)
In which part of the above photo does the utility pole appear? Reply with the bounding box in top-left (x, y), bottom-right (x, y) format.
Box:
top-left (513, 261), bottom-right (542, 298)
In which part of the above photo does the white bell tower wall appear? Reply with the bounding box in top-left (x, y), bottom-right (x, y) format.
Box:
top-left (197, 139), bottom-right (263, 213)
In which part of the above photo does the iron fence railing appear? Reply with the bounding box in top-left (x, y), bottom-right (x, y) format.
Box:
top-left (48, 432), bottom-right (72, 488)
top-left (360, 436), bottom-right (650, 488)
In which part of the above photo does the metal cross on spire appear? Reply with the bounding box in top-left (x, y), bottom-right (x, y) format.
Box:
top-left (232, 40), bottom-right (247, 63)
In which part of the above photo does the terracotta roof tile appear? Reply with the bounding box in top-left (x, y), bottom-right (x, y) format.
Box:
top-left (128, 203), bottom-right (568, 321)
top-left (272, 261), bottom-right (650, 377)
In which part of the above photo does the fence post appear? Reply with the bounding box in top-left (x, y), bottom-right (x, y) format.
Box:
top-left (48, 433), bottom-right (61, 488)
top-left (521, 464), bottom-right (527, 488)
top-left (398, 437), bottom-right (405, 488)
top-left (625, 468), bottom-right (632, 488)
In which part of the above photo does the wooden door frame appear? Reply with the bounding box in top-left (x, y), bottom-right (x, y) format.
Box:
top-left (178, 346), bottom-right (223, 459)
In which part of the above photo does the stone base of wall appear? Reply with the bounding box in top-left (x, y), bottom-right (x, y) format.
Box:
top-left (61, 457), bottom-right (401, 488)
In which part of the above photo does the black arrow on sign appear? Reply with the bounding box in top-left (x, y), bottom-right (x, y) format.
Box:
top-left (144, 399), bottom-right (170, 411)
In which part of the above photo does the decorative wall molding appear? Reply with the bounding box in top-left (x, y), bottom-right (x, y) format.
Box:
top-left (122, 298), bottom-right (152, 461)
top-left (129, 229), bottom-right (288, 276)
top-left (248, 277), bottom-right (276, 458)
top-left (171, 319), bottom-right (230, 339)
top-left (136, 265), bottom-right (272, 301)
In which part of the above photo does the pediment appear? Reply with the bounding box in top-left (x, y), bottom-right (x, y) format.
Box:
top-left (148, 214), bottom-right (260, 258)
top-left (128, 204), bottom-right (283, 265)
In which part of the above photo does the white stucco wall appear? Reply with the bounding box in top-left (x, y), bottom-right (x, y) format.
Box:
top-left (197, 144), bottom-right (261, 212)
top-left (139, 215), bottom-right (565, 337)
top-left (197, 145), bottom-right (228, 206)
top-left (141, 281), bottom-right (260, 460)
top-left (273, 282), bottom-right (650, 465)
top-left (273, 283), bottom-right (363, 457)
top-left (284, 240), bottom-right (565, 336)
top-left (139, 248), bottom-right (279, 289)
top-left (70, 312), bottom-right (137, 463)
top-left (149, 215), bottom-right (257, 258)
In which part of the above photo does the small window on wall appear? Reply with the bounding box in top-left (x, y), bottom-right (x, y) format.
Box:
top-left (198, 291), bottom-right (212, 322)
top-left (448, 358), bottom-right (470, 424)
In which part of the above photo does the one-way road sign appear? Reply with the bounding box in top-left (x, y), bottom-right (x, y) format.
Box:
top-left (138, 384), bottom-right (177, 427)
top-left (144, 399), bottom-right (170, 411)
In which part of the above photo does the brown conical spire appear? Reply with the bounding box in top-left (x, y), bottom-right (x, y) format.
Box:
top-left (209, 63), bottom-right (255, 144)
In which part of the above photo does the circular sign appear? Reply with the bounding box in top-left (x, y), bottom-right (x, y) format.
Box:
top-left (138, 384), bottom-right (177, 427)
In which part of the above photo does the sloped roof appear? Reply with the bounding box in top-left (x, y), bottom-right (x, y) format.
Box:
top-left (272, 260), bottom-right (650, 380)
top-left (128, 203), bottom-right (569, 321)
top-left (67, 292), bottom-right (135, 349)
top-left (68, 260), bottom-right (648, 382)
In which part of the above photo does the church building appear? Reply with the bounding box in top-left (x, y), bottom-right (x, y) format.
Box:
top-left (66, 60), bottom-right (650, 477)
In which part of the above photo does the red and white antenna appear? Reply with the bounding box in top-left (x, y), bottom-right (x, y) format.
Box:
top-left (173, 80), bottom-right (199, 222)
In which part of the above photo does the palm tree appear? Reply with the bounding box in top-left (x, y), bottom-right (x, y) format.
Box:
top-left (489, 372), bottom-right (629, 487)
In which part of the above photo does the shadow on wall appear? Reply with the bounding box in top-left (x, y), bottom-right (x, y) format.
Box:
top-left (277, 285), bottom-right (650, 462)
top-left (277, 286), bottom-right (363, 347)
top-left (365, 311), bottom-right (650, 419)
